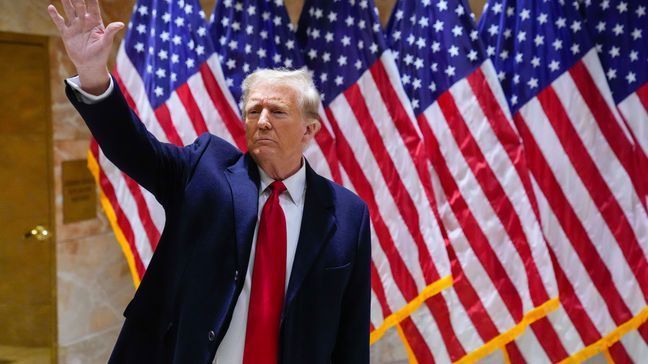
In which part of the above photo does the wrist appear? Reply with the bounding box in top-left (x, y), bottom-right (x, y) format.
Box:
top-left (77, 66), bottom-right (111, 96)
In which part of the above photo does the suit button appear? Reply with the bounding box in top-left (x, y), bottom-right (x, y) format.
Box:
top-left (234, 270), bottom-right (239, 281)
top-left (208, 330), bottom-right (216, 342)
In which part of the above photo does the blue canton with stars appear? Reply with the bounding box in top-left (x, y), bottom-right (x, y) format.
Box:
top-left (296, 0), bottom-right (387, 106)
top-left (208, 0), bottom-right (302, 105)
top-left (579, 0), bottom-right (647, 104)
top-left (124, 0), bottom-right (214, 109)
top-left (478, 0), bottom-right (593, 113)
top-left (387, 0), bottom-right (485, 115)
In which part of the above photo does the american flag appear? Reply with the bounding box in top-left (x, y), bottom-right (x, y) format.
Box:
top-left (295, 0), bottom-right (454, 346)
top-left (208, 0), bottom-right (340, 183)
top-left (479, 0), bottom-right (648, 362)
top-left (387, 0), bottom-right (562, 361)
top-left (580, 0), bottom-right (647, 162)
top-left (88, 0), bottom-right (244, 286)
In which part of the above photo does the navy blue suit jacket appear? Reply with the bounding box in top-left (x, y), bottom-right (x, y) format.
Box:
top-left (66, 80), bottom-right (371, 363)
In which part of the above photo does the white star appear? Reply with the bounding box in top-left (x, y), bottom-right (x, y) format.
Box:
top-left (335, 76), bottom-right (344, 86)
top-left (607, 68), bottom-right (617, 79)
top-left (310, 28), bottom-right (320, 39)
top-left (419, 17), bottom-right (429, 28)
top-left (527, 77), bottom-right (538, 89)
top-left (226, 58), bottom-right (236, 69)
top-left (437, 0), bottom-right (448, 11)
top-left (470, 30), bottom-right (478, 40)
top-left (403, 54), bottom-right (413, 65)
top-left (552, 39), bottom-right (563, 50)
top-left (613, 23), bottom-right (624, 35)
top-left (596, 21), bottom-right (606, 32)
top-left (571, 21), bottom-right (581, 33)
top-left (637, 6), bottom-right (646, 17)
top-left (617, 1), bottom-right (628, 13)
top-left (260, 30), bottom-right (268, 39)
top-left (449, 45), bottom-right (459, 57)
top-left (520, 9), bottom-right (530, 20)
top-left (322, 52), bottom-right (331, 62)
top-left (631, 28), bottom-right (642, 40)
top-left (434, 20), bottom-right (444, 32)
top-left (401, 74), bottom-right (410, 85)
top-left (549, 60), bottom-right (560, 72)
top-left (429, 82), bottom-right (437, 92)
top-left (273, 16), bottom-right (282, 26)
top-left (467, 49), bottom-right (478, 61)
top-left (174, 17), bottom-right (185, 27)
top-left (531, 56), bottom-right (541, 68)
top-left (500, 49), bottom-right (509, 60)
top-left (414, 58), bottom-right (424, 69)
top-left (184, 4), bottom-right (192, 14)
top-left (511, 95), bottom-right (518, 105)
top-left (415, 37), bottom-right (426, 49)
top-left (609, 46), bottom-right (620, 58)
top-left (455, 5), bottom-right (465, 16)
top-left (247, 5), bottom-right (256, 15)
top-left (534, 35), bottom-right (544, 46)
top-left (257, 48), bottom-right (267, 58)
top-left (355, 60), bottom-right (362, 70)
top-left (498, 71), bottom-right (506, 81)
top-left (492, 2), bottom-right (503, 14)
top-left (313, 7), bottom-right (323, 19)
top-left (286, 40), bottom-right (295, 50)
top-left (452, 25), bottom-right (463, 37)
top-left (626, 72), bottom-right (636, 83)
top-left (154, 86), bottom-right (163, 97)
top-left (185, 58), bottom-right (195, 68)
top-left (445, 65), bottom-right (456, 77)
top-left (515, 53), bottom-right (523, 63)
top-left (556, 17), bottom-right (567, 28)
top-left (328, 11), bottom-right (337, 22)
top-left (571, 44), bottom-right (580, 55)
top-left (162, 12), bottom-right (171, 23)
top-left (197, 27), bottom-right (206, 37)
top-left (272, 53), bottom-right (281, 64)
top-left (629, 50), bottom-right (638, 61)
top-left (320, 73), bottom-right (328, 82)
top-left (337, 55), bottom-right (347, 66)
top-left (307, 49), bottom-right (317, 59)
top-left (228, 40), bottom-right (238, 50)
top-left (158, 49), bottom-right (168, 60)
top-left (134, 42), bottom-right (144, 53)
top-left (369, 43), bottom-right (378, 53)
top-left (171, 73), bottom-right (177, 82)
top-left (171, 54), bottom-right (179, 64)
top-left (325, 32), bottom-right (334, 42)
top-left (431, 41), bottom-right (441, 53)
top-left (538, 13), bottom-right (548, 24)
top-left (138, 5), bottom-right (148, 16)
top-left (488, 24), bottom-right (498, 36)
top-left (345, 16), bottom-right (354, 27)
top-left (517, 31), bottom-right (527, 42)
top-left (341, 36), bottom-right (351, 46)
top-left (504, 29), bottom-right (512, 39)
top-left (487, 46), bottom-right (495, 56)
top-left (601, 0), bottom-right (610, 10)
top-left (507, 6), bottom-right (514, 16)
top-left (513, 74), bottom-right (520, 84)
top-left (136, 24), bottom-right (146, 34)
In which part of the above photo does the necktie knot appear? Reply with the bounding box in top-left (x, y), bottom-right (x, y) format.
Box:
top-left (268, 180), bottom-right (287, 195)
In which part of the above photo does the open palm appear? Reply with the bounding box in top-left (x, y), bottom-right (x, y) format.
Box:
top-left (48, 0), bottom-right (123, 91)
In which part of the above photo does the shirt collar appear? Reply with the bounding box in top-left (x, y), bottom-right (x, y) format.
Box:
top-left (258, 159), bottom-right (307, 205)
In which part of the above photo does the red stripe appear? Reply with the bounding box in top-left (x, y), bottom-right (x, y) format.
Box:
top-left (529, 318), bottom-right (568, 362)
top-left (514, 112), bottom-right (635, 326)
top-left (400, 317), bottom-right (436, 364)
top-left (175, 82), bottom-right (209, 136)
top-left (608, 341), bottom-right (633, 363)
top-left (91, 141), bottom-right (146, 278)
top-left (466, 68), bottom-right (542, 221)
top-left (344, 84), bottom-right (440, 283)
top-left (639, 321), bottom-right (648, 344)
top-left (122, 173), bottom-right (161, 250)
top-left (547, 247), bottom-right (602, 345)
top-left (371, 262), bottom-right (392, 318)
top-left (636, 82), bottom-right (648, 111)
top-left (153, 103), bottom-right (183, 146)
top-left (505, 342), bottom-right (527, 364)
top-left (113, 70), bottom-right (140, 115)
top-left (369, 61), bottom-right (449, 250)
top-left (424, 293), bottom-right (467, 360)
top-left (446, 243), bottom-right (500, 342)
top-left (324, 108), bottom-right (419, 302)
top-left (569, 61), bottom-right (647, 205)
top-left (199, 64), bottom-right (247, 150)
top-left (313, 123), bottom-right (342, 184)
top-left (418, 113), bottom-right (523, 322)
top-left (537, 86), bottom-right (648, 300)
top-left (437, 90), bottom-right (550, 305)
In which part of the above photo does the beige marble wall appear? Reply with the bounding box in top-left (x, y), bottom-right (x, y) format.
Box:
top-left (0, 0), bottom-right (487, 363)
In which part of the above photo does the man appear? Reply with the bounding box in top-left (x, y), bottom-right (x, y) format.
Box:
top-left (47, 1), bottom-right (371, 363)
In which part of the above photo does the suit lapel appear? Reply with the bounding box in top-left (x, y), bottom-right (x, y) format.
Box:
top-left (225, 154), bottom-right (260, 272)
top-left (284, 163), bottom-right (337, 311)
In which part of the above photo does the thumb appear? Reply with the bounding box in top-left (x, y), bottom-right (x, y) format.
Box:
top-left (103, 22), bottom-right (125, 42)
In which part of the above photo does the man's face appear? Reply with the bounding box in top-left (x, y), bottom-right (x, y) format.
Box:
top-left (244, 81), bottom-right (310, 165)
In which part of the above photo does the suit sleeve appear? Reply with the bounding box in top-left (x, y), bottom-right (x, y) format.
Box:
top-left (65, 75), bottom-right (209, 207)
top-left (332, 204), bottom-right (371, 364)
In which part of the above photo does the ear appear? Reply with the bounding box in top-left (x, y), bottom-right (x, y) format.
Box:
top-left (302, 119), bottom-right (321, 144)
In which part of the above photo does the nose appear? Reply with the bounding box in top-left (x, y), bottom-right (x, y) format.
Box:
top-left (258, 109), bottom-right (271, 129)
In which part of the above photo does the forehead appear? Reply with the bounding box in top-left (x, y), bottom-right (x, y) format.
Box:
top-left (247, 81), bottom-right (298, 107)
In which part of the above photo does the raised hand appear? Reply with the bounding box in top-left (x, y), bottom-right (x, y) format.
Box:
top-left (48, 0), bottom-right (124, 95)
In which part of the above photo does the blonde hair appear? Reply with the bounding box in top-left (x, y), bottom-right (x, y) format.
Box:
top-left (241, 68), bottom-right (321, 124)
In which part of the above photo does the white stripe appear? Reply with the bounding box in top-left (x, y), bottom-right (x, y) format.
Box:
top-left (580, 50), bottom-right (633, 141)
top-left (116, 45), bottom-right (169, 143)
top-left (98, 150), bottom-right (154, 265)
top-left (545, 306), bottom-right (584, 356)
top-left (379, 52), bottom-right (422, 137)
top-left (514, 325), bottom-right (552, 364)
top-left (166, 92), bottom-right (198, 146)
top-left (554, 71), bottom-right (648, 239)
top-left (359, 71), bottom-right (449, 277)
top-left (618, 92), bottom-right (648, 156)
top-left (206, 54), bottom-right (240, 115)
top-left (424, 101), bottom-right (528, 327)
top-left (137, 184), bottom-right (165, 233)
top-left (480, 60), bottom-right (515, 128)
top-left (186, 71), bottom-right (238, 146)
top-left (328, 95), bottom-right (429, 293)
top-left (370, 289), bottom-right (383, 330)
top-left (442, 287), bottom-right (482, 353)
top-left (520, 98), bottom-right (645, 315)
top-left (620, 328), bottom-right (648, 362)
top-left (409, 301), bottom-right (451, 364)
top-left (303, 141), bottom-right (333, 180)
top-left (449, 78), bottom-right (558, 304)
top-left (530, 175), bottom-right (618, 336)
top-left (425, 153), bottom-right (516, 333)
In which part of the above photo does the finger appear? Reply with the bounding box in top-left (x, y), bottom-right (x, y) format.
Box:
top-left (86, 0), bottom-right (101, 20)
top-left (103, 22), bottom-right (125, 43)
top-left (71, 0), bottom-right (87, 18)
top-left (61, 0), bottom-right (76, 20)
top-left (47, 5), bottom-right (67, 31)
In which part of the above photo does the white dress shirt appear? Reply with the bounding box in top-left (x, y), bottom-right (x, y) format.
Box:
top-left (66, 76), bottom-right (307, 363)
top-left (214, 163), bottom-right (306, 364)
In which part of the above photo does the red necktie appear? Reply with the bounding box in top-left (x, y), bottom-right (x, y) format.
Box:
top-left (243, 181), bottom-right (287, 364)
